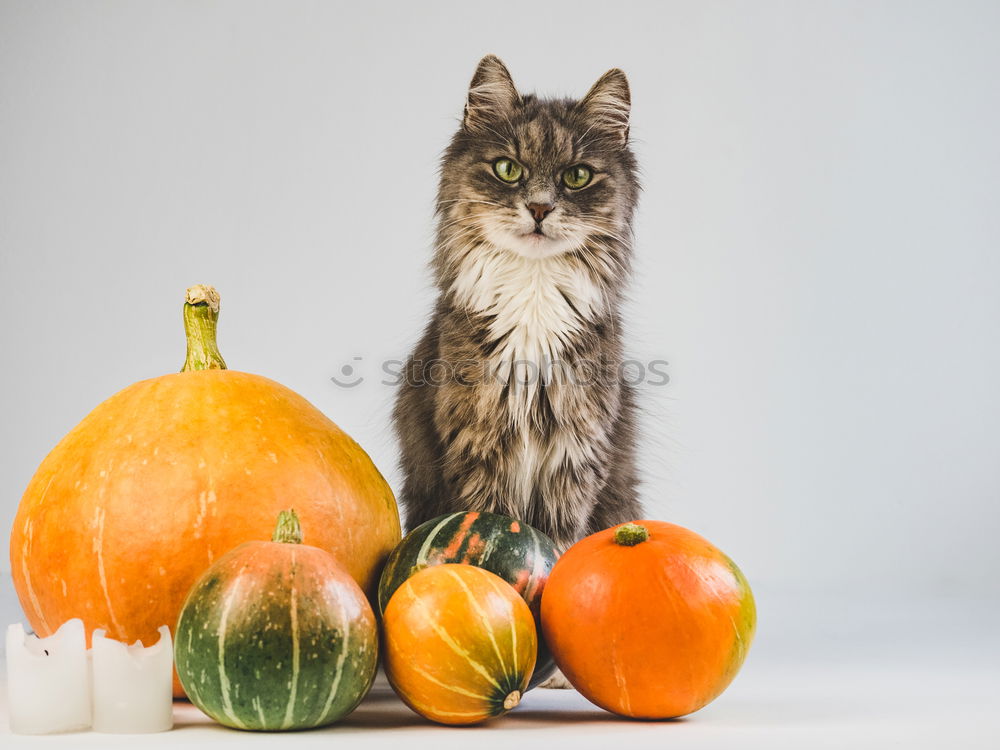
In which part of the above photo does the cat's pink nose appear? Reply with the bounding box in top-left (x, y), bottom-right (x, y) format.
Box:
top-left (527, 203), bottom-right (555, 223)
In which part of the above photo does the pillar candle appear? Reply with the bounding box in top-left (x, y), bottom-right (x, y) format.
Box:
top-left (91, 626), bottom-right (173, 733)
top-left (6, 618), bottom-right (91, 734)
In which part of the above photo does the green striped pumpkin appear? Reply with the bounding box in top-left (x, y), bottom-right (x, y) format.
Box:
top-left (174, 510), bottom-right (378, 730)
top-left (378, 511), bottom-right (558, 689)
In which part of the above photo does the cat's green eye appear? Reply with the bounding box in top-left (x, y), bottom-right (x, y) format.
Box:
top-left (562, 164), bottom-right (593, 190)
top-left (493, 158), bottom-right (523, 183)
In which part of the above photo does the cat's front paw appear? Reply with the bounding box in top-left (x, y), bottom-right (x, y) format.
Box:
top-left (538, 668), bottom-right (574, 689)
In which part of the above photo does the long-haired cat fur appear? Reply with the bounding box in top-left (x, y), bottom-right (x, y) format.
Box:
top-left (394, 55), bottom-right (642, 552)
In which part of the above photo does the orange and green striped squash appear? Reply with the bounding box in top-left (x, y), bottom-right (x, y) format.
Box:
top-left (174, 510), bottom-right (378, 730)
top-left (383, 564), bottom-right (536, 725)
top-left (377, 510), bottom-right (559, 689)
top-left (541, 521), bottom-right (756, 719)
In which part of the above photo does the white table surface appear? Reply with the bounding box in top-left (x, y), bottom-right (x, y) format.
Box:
top-left (2, 589), bottom-right (997, 749)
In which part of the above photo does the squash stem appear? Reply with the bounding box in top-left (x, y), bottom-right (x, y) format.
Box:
top-left (502, 690), bottom-right (521, 710)
top-left (272, 509), bottom-right (303, 544)
top-left (181, 285), bottom-right (227, 372)
top-left (613, 522), bottom-right (649, 546)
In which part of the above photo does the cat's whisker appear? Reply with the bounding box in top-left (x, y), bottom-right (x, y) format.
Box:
top-left (439, 231), bottom-right (486, 253)
top-left (438, 198), bottom-right (507, 208)
top-left (436, 216), bottom-right (482, 234)
top-left (436, 210), bottom-right (509, 234)
top-left (575, 222), bottom-right (634, 248)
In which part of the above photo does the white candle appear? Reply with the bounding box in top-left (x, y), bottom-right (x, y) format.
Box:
top-left (6, 618), bottom-right (91, 734)
top-left (91, 626), bottom-right (173, 733)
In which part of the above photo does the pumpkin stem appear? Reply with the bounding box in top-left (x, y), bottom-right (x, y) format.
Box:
top-left (613, 522), bottom-right (649, 546)
top-left (272, 509), bottom-right (303, 544)
top-left (502, 690), bottom-right (521, 710)
top-left (181, 285), bottom-right (227, 372)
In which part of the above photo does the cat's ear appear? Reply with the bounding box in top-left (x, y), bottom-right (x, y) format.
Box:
top-left (578, 68), bottom-right (631, 146)
top-left (464, 55), bottom-right (521, 133)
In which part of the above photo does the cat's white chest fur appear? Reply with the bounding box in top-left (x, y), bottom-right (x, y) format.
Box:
top-left (451, 247), bottom-right (603, 382)
top-left (451, 247), bottom-right (606, 517)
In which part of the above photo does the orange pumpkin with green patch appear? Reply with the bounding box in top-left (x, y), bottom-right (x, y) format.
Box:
top-left (9, 286), bottom-right (401, 697)
top-left (382, 563), bottom-right (536, 725)
top-left (541, 520), bottom-right (756, 719)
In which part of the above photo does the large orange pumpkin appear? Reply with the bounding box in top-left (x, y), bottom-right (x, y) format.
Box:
top-left (9, 286), bottom-right (401, 696)
top-left (383, 564), bottom-right (536, 725)
top-left (540, 521), bottom-right (755, 719)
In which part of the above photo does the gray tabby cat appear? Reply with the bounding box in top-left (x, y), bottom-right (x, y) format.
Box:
top-left (394, 55), bottom-right (641, 550)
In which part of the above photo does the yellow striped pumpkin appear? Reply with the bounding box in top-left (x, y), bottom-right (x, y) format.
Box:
top-left (383, 564), bottom-right (536, 725)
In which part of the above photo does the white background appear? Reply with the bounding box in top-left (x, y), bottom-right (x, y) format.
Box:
top-left (1, 1), bottom-right (998, 747)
